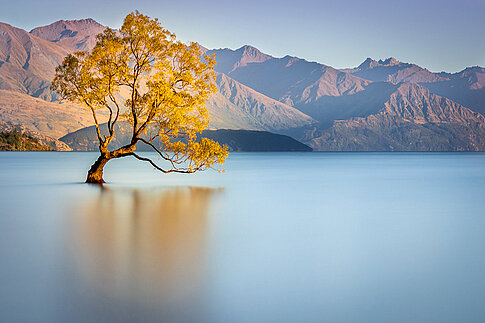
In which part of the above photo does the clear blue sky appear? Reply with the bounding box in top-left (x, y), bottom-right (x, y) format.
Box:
top-left (2, 0), bottom-right (484, 72)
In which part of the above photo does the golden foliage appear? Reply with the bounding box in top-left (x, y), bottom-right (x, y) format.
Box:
top-left (51, 11), bottom-right (228, 175)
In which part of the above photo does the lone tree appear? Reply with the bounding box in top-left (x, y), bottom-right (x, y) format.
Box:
top-left (52, 11), bottom-right (228, 183)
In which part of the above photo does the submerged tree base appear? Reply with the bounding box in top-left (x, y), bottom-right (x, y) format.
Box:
top-left (85, 155), bottom-right (110, 184)
top-left (85, 177), bottom-right (106, 184)
top-left (86, 169), bottom-right (107, 184)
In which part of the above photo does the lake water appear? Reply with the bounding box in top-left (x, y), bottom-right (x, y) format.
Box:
top-left (1, 152), bottom-right (484, 323)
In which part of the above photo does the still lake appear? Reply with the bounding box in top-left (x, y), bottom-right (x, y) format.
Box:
top-left (1, 152), bottom-right (485, 322)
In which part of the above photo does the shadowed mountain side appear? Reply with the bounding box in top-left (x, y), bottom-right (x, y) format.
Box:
top-left (59, 122), bottom-right (312, 152)
top-left (305, 83), bottom-right (485, 151)
top-left (198, 129), bottom-right (312, 151)
top-left (0, 90), bottom-right (106, 139)
top-left (207, 73), bottom-right (316, 131)
top-left (0, 22), bottom-right (68, 101)
top-left (309, 119), bottom-right (485, 151)
top-left (30, 18), bottom-right (106, 52)
top-left (207, 46), bottom-right (370, 107)
top-left (422, 67), bottom-right (485, 116)
top-left (297, 82), bottom-right (398, 126)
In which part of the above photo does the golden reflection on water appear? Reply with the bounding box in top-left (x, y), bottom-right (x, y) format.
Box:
top-left (69, 186), bottom-right (221, 307)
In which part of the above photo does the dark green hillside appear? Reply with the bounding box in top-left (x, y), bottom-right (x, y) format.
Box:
top-left (0, 130), bottom-right (54, 151)
top-left (200, 129), bottom-right (312, 151)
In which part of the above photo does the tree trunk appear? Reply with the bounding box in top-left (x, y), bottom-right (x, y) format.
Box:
top-left (86, 154), bottom-right (111, 184)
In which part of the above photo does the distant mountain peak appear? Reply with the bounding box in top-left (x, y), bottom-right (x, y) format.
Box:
top-left (284, 56), bottom-right (301, 67)
top-left (357, 57), bottom-right (404, 70)
top-left (351, 56), bottom-right (452, 84)
top-left (379, 57), bottom-right (401, 66)
top-left (205, 45), bottom-right (273, 74)
top-left (461, 66), bottom-right (485, 73)
top-left (78, 18), bottom-right (98, 24)
top-left (237, 44), bottom-right (258, 52)
top-left (30, 18), bottom-right (106, 51)
top-left (358, 57), bottom-right (380, 69)
top-left (30, 18), bottom-right (104, 34)
top-left (236, 45), bottom-right (272, 60)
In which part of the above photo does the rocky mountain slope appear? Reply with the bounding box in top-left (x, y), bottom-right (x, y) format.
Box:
top-left (0, 22), bottom-right (68, 100)
top-left (423, 66), bottom-right (485, 116)
top-left (208, 73), bottom-right (315, 131)
top-left (347, 58), bottom-right (485, 116)
top-left (306, 83), bottom-right (485, 151)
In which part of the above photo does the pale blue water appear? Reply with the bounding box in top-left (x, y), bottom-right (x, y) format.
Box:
top-left (1, 152), bottom-right (484, 323)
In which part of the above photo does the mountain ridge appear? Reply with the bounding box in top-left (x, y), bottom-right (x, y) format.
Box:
top-left (0, 18), bottom-right (484, 151)
top-left (346, 57), bottom-right (449, 84)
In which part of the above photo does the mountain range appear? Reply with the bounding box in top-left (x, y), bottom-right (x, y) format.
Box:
top-left (0, 18), bottom-right (484, 151)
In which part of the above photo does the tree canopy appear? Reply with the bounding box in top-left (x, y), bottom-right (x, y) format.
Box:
top-left (52, 11), bottom-right (228, 183)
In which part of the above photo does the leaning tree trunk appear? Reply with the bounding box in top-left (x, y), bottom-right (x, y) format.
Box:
top-left (86, 154), bottom-right (111, 184)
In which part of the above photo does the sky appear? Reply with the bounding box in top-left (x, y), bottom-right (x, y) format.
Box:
top-left (1, 0), bottom-right (484, 72)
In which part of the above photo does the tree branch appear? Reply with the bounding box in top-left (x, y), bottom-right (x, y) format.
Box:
top-left (107, 85), bottom-right (121, 135)
top-left (137, 137), bottom-right (180, 168)
top-left (71, 81), bottom-right (105, 146)
top-left (88, 105), bottom-right (104, 146)
top-left (130, 152), bottom-right (196, 174)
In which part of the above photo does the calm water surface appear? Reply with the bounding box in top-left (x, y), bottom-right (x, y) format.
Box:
top-left (1, 152), bottom-right (484, 322)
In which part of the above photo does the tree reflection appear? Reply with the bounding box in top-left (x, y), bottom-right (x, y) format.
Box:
top-left (69, 186), bottom-right (221, 311)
